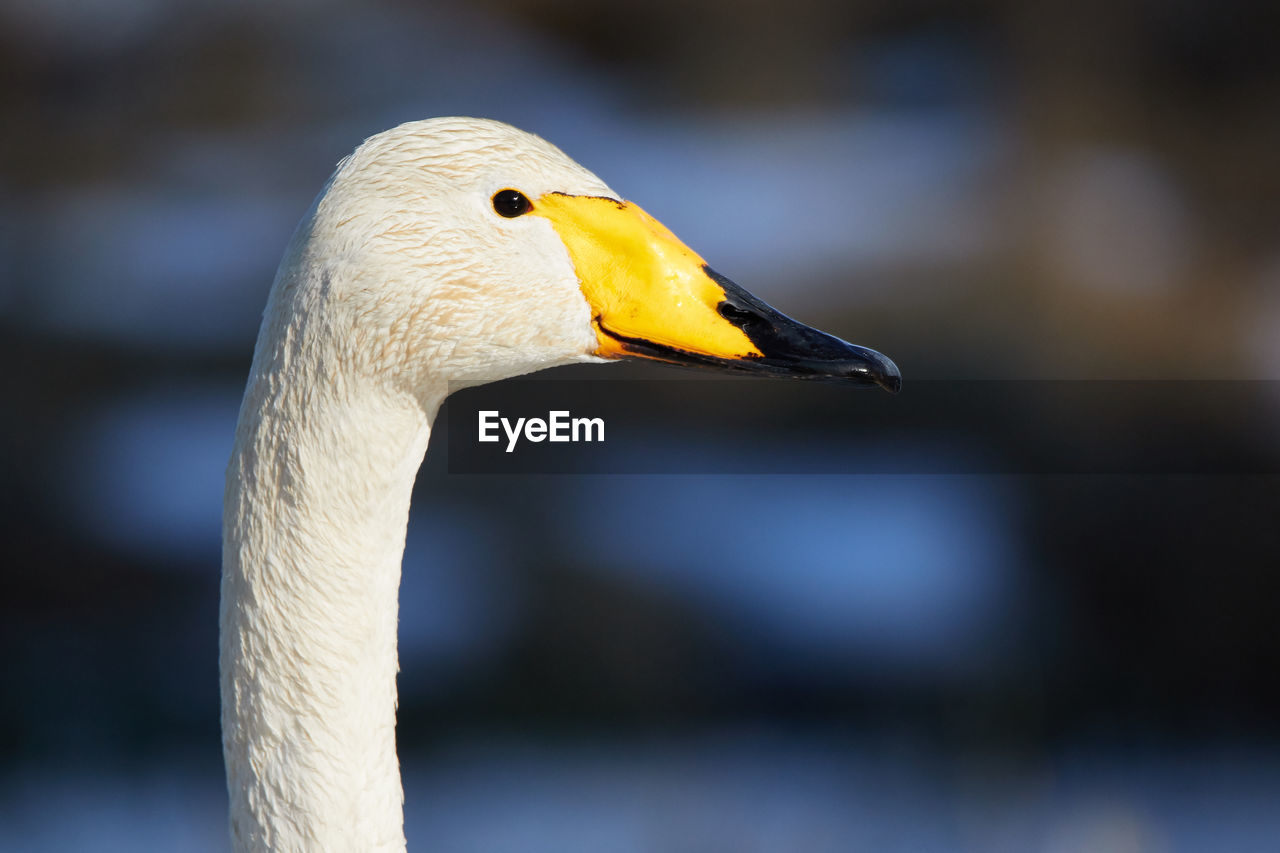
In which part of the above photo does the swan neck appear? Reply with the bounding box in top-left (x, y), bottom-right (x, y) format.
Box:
top-left (220, 339), bottom-right (434, 852)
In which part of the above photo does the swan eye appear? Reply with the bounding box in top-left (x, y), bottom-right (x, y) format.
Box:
top-left (492, 189), bottom-right (531, 218)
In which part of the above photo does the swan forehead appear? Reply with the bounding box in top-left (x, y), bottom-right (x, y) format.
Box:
top-left (339, 117), bottom-right (615, 200)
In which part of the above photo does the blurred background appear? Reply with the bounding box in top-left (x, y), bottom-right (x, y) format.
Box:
top-left (2, 0), bottom-right (1279, 850)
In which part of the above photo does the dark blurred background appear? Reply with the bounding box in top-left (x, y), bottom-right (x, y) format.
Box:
top-left (2, 1), bottom-right (1279, 850)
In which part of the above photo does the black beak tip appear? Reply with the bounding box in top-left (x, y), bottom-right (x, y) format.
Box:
top-left (876, 370), bottom-right (902, 394)
top-left (845, 349), bottom-right (901, 394)
top-left (703, 267), bottom-right (902, 392)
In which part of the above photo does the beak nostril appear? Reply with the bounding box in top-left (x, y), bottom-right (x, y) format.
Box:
top-left (717, 301), bottom-right (765, 329)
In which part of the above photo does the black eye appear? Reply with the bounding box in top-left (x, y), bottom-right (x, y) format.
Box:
top-left (492, 189), bottom-right (531, 218)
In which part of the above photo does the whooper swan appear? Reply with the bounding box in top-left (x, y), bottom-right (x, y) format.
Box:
top-left (221, 117), bottom-right (899, 853)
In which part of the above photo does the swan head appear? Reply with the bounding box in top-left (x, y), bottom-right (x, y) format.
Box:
top-left (287, 117), bottom-right (900, 400)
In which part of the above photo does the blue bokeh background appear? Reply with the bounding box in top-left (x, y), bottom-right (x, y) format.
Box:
top-left (3, 1), bottom-right (1279, 850)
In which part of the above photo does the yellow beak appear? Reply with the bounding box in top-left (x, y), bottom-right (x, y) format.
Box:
top-left (533, 192), bottom-right (900, 391)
